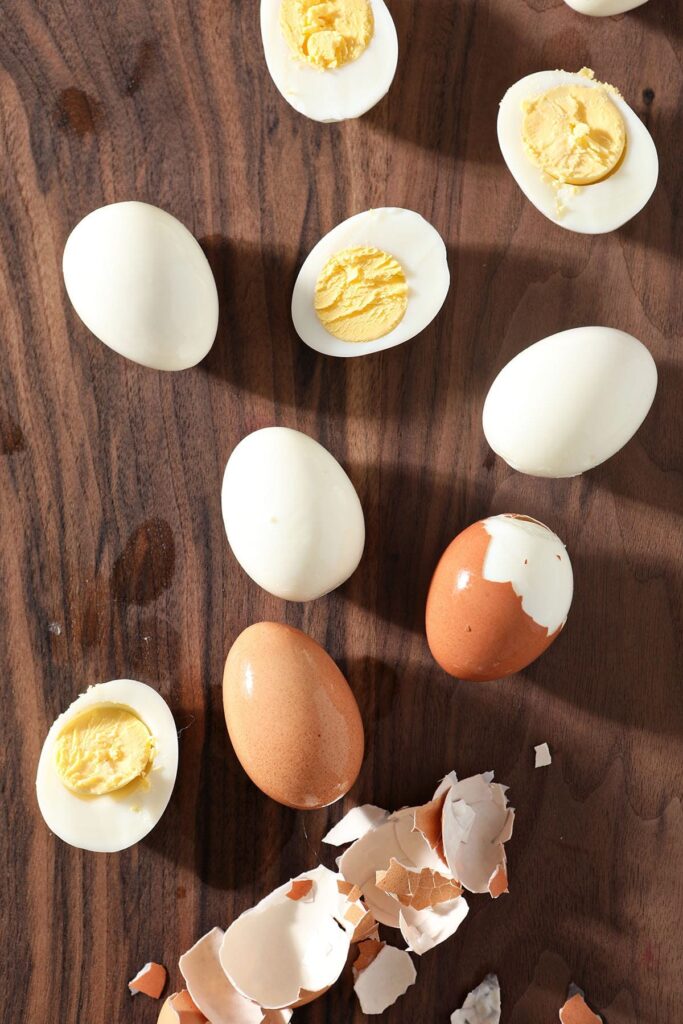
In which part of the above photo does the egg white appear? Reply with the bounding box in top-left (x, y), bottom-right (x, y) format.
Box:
top-left (292, 208), bottom-right (450, 357)
top-left (497, 70), bottom-right (658, 234)
top-left (564, 0), bottom-right (648, 14)
top-left (260, 0), bottom-right (398, 122)
top-left (35, 679), bottom-right (178, 853)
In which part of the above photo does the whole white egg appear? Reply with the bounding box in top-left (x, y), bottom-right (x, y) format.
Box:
top-left (482, 327), bottom-right (658, 478)
top-left (564, 0), bottom-right (648, 14)
top-left (222, 427), bottom-right (365, 601)
top-left (292, 208), bottom-right (450, 357)
top-left (35, 679), bottom-right (178, 853)
top-left (260, 0), bottom-right (398, 122)
top-left (497, 70), bottom-right (658, 234)
top-left (63, 201), bottom-right (218, 370)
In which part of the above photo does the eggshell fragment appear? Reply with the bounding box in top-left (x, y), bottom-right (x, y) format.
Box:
top-left (560, 991), bottom-right (603, 1023)
top-left (399, 895), bottom-right (469, 956)
top-left (324, 805), bottom-right (389, 845)
top-left (287, 879), bottom-right (314, 901)
top-left (451, 974), bottom-right (501, 1023)
top-left (535, 742), bottom-right (552, 768)
top-left (353, 945), bottom-right (417, 1014)
top-left (223, 622), bottom-right (364, 809)
top-left (179, 928), bottom-right (264, 1024)
top-left (220, 866), bottom-right (353, 1010)
top-left (129, 961), bottom-right (167, 998)
top-left (375, 858), bottom-right (462, 910)
top-left (426, 515), bottom-right (573, 681)
top-left (62, 201), bottom-right (218, 370)
top-left (435, 772), bottom-right (514, 896)
top-left (157, 991), bottom-right (207, 1024)
top-left (353, 939), bottom-right (386, 974)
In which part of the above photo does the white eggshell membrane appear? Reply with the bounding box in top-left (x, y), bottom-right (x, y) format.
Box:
top-left (399, 895), bottom-right (469, 956)
top-left (353, 945), bottom-right (417, 1015)
top-left (497, 70), bottom-right (658, 233)
top-left (180, 928), bottom-right (264, 1024)
top-left (35, 679), bottom-right (178, 853)
top-left (220, 866), bottom-right (351, 1009)
top-left (483, 327), bottom-right (658, 477)
top-left (222, 426), bottom-right (365, 601)
top-left (482, 515), bottom-right (573, 635)
top-left (292, 208), bottom-right (450, 357)
top-left (63, 201), bottom-right (218, 370)
top-left (260, 0), bottom-right (398, 123)
top-left (564, 0), bottom-right (648, 14)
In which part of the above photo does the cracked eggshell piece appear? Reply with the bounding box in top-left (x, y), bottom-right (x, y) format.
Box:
top-left (35, 679), bottom-right (178, 853)
top-left (438, 773), bottom-right (514, 896)
top-left (483, 327), bottom-right (658, 478)
top-left (292, 208), bottom-right (449, 357)
top-left (223, 622), bottom-right (364, 810)
top-left (222, 427), bottom-right (365, 601)
top-left (375, 859), bottom-right (462, 910)
top-left (498, 70), bottom-right (657, 234)
top-left (564, 0), bottom-right (648, 13)
top-left (399, 894), bottom-right (469, 956)
top-left (535, 742), bottom-right (552, 768)
top-left (260, 0), bottom-right (398, 123)
top-left (179, 928), bottom-right (265, 1024)
top-left (129, 961), bottom-right (167, 998)
top-left (353, 945), bottom-right (417, 1014)
top-left (560, 991), bottom-right (603, 1023)
top-left (451, 974), bottom-right (501, 1024)
top-left (426, 515), bottom-right (573, 681)
top-left (338, 807), bottom-right (448, 926)
top-left (220, 866), bottom-right (352, 1010)
top-left (157, 991), bottom-right (207, 1024)
top-left (324, 804), bottom-right (389, 845)
top-left (63, 202), bottom-right (218, 369)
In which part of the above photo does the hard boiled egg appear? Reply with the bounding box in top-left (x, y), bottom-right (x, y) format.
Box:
top-left (36, 679), bottom-right (178, 852)
top-left (63, 201), bottom-right (218, 370)
top-left (222, 426), bottom-right (365, 600)
top-left (498, 69), bottom-right (658, 233)
top-left (261, 0), bottom-right (398, 122)
top-left (426, 515), bottom-right (573, 681)
top-left (483, 327), bottom-right (657, 478)
top-left (564, 0), bottom-right (648, 13)
top-left (292, 208), bottom-right (449, 357)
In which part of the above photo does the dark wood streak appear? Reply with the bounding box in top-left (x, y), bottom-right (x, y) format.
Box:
top-left (0, 1), bottom-right (681, 1022)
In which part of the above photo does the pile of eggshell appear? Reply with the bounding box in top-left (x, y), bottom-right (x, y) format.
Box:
top-left (34, 0), bottom-right (663, 1019)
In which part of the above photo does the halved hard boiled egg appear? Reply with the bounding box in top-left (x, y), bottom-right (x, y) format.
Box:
top-left (292, 208), bottom-right (450, 357)
top-left (564, 0), bottom-right (648, 13)
top-left (498, 68), bottom-right (658, 233)
top-left (36, 679), bottom-right (178, 852)
top-left (261, 0), bottom-right (398, 122)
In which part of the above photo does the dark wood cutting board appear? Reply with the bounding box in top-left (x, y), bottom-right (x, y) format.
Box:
top-left (0, 1), bottom-right (681, 1022)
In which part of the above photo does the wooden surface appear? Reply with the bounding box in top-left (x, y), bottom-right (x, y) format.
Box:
top-left (0, 1), bottom-right (681, 1022)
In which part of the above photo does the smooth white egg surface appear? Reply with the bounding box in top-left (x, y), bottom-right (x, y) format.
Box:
top-left (222, 427), bottom-right (365, 601)
top-left (63, 201), bottom-right (218, 370)
top-left (36, 679), bottom-right (178, 853)
top-left (483, 327), bottom-right (658, 478)
top-left (564, 0), bottom-right (648, 14)
top-left (292, 208), bottom-right (450, 357)
top-left (483, 516), bottom-right (573, 635)
top-left (260, 0), bottom-right (398, 122)
top-left (497, 70), bottom-right (658, 234)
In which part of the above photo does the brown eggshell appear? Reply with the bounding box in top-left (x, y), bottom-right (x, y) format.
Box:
top-left (223, 622), bottom-right (364, 809)
top-left (425, 519), bottom-right (559, 681)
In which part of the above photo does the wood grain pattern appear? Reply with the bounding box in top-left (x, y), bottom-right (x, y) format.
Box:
top-left (0, 1), bottom-right (681, 1021)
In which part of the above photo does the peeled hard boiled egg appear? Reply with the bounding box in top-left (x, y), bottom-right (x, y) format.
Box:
top-left (292, 208), bottom-right (450, 357)
top-left (261, 0), bottom-right (398, 122)
top-left (564, 0), bottom-right (648, 13)
top-left (63, 201), bottom-right (218, 370)
top-left (35, 679), bottom-right (178, 852)
top-left (223, 622), bottom-right (364, 809)
top-left (483, 327), bottom-right (657, 478)
top-left (222, 426), bottom-right (365, 601)
top-left (498, 69), bottom-right (658, 233)
top-left (426, 515), bottom-right (573, 681)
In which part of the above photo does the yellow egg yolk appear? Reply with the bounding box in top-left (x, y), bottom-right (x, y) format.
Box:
top-left (54, 705), bottom-right (154, 796)
top-left (522, 82), bottom-right (626, 186)
top-left (314, 246), bottom-right (408, 343)
top-left (280, 0), bottom-right (374, 70)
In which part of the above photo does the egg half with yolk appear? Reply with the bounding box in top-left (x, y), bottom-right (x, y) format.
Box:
top-left (261, 0), bottom-right (398, 122)
top-left (36, 679), bottom-right (178, 852)
top-left (498, 68), bottom-right (658, 233)
top-left (292, 208), bottom-right (450, 357)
